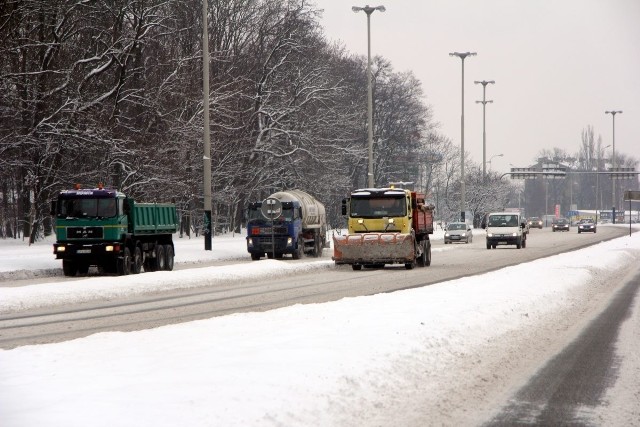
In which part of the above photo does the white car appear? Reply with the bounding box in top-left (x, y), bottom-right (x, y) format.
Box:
top-left (444, 222), bottom-right (473, 244)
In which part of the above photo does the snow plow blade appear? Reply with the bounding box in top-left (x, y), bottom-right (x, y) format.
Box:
top-left (332, 233), bottom-right (415, 265)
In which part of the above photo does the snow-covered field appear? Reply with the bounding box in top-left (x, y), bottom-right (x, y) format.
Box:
top-left (1, 227), bottom-right (639, 426)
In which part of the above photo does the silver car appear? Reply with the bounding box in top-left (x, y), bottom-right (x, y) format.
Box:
top-left (444, 222), bottom-right (473, 244)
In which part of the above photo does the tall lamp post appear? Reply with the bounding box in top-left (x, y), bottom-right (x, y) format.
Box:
top-left (450, 52), bottom-right (476, 221)
top-left (486, 153), bottom-right (503, 170)
top-left (605, 110), bottom-right (622, 218)
top-left (353, 4), bottom-right (385, 188)
top-left (596, 144), bottom-right (611, 222)
top-left (474, 80), bottom-right (495, 178)
top-left (202, 0), bottom-right (212, 250)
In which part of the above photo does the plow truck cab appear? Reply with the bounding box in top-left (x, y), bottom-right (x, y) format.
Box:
top-left (332, 187), bottom-right (434, 270)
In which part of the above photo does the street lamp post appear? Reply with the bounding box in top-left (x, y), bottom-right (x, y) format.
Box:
top-left (450, 52), bottom-right (476, 222)
top-left (596, 144), bottom-right (611, 222)
top-left (353, 4), bottom-right (385, 188)
top-left (486, 153), bottom-right (503, 170)
top-left (202, 0), bottom-right (212, 250)
top-left (474, 80), bottom-right (495, 179)
top-left (605, 110), bottom-right (622, 218)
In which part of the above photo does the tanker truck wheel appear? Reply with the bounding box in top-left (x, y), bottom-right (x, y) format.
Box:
top-left (313, 235), bottom-right (322, 257)
top-left (292, 237), bottom-right (304, 259)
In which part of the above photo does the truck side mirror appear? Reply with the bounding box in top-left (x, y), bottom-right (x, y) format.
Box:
top-left (341, 199), bottom-right (347, 216)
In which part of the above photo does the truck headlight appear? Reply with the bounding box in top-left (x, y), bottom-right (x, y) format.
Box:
top-left (461, 233), bottom-right (466, 237)
top-left (511, 232), bottom-right (517, 237)
top-left (247, 238), bottom-right (254, 246)
top-left (444, 232), bottom-right (450, 237)
top-left (56, 245), bottom-right (66, 253)
top-left (287, 237), bottom-right (293, 246)
top-left (487, 233), bottom-right (493, 237)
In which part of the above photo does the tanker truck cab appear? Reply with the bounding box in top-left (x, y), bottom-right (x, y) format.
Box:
top-left (485, 212), bottom-right (527, 250)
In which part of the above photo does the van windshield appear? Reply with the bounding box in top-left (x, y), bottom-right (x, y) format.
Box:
top-left (488, 215), bottom-right (519, 227)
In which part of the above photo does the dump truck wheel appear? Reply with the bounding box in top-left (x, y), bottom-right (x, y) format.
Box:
top-left (154, 244), bottom-right (165, 271)
top-left (77, 262), bottom-right (90, 275)
top-left (251, 253), bottom-right (261, 261)
top-left (163, 245), bottom-right (174, 271)
top-left (425, 241), bottom-right (432, 267)
top-left (417, 242), bottom-right (427, 267)
top-left (132, 246), bottom-right (143, 274)
top-left (63, 260), bottom-right (78, 277)
top-left (117, 247), bottom-right (131, 275)
top-left (352, 265), bottom-right (362, 271)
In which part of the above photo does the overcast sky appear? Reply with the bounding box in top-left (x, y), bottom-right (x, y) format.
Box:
top-left (318, 0), bottom-right (640, 174)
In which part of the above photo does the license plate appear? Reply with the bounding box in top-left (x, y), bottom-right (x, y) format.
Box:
top-left (77, 249), bottom-right (91, 254)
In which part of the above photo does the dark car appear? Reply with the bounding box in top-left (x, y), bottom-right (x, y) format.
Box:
top-left (528, 217), bottom-right (543, 229)
top-left (577, 219), bottom-right (597, 233)
top-left (552, 218), bottom-right (570, 232)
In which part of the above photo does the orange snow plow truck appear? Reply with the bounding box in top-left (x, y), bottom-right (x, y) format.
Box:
top-left (332, 186), bottom-right (434, 270)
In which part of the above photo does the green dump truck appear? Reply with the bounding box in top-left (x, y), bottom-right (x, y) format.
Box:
top-left (51, 185), bottom-right (178, 276)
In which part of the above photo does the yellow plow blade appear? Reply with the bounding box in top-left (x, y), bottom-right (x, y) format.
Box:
top-left (332, 233), bottom-right (415, 265)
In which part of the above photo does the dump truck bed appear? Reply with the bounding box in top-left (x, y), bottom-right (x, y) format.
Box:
top-left (130, 202), bottom-right (178, 235)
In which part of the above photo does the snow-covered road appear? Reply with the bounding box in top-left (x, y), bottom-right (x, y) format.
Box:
top-left (1, 227), bottom-right (639, 426)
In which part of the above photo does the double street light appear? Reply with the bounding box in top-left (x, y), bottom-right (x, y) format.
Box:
top-left (596, 144), bottom-right (611, 222)
top-left (450, 52), bottom-right (476, 222)
top-left (475, 80), bottom-right (495, 179)
top-left (353, 5), bottom-right (385, 188)
top-left (605, 110), bottom-right (622, 211)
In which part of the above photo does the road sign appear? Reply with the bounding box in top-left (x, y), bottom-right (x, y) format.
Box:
top-left (510, 167), bottom-right (538, 179)
top-left (624, 190), bottom-right (640, 201)
top-left (610, 167), bottom-right (637, 180)
top-left (260, 197), bottom-right (282, 220)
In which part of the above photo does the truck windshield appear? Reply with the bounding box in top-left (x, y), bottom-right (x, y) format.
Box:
top-left (247, 206), bottom-right (294, 221)
top-left (350, 196), bottom-right (406, 218)
top-left (58, 197), bottom-right (117, 218)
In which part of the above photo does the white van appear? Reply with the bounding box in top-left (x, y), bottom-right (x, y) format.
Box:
top-left (485, 212), bottom-right (527, 249)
